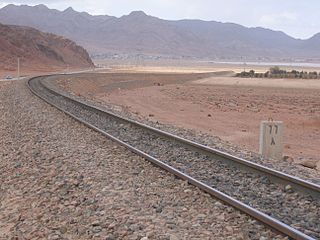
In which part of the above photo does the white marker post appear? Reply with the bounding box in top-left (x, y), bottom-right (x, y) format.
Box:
top-left (259, 120), bottom-right (283, 160)
top-left (17, 57), bottom-right (20, 79)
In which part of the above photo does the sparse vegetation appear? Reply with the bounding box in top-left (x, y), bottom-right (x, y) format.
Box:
top-left (236, 66), bottom-right (320, 79)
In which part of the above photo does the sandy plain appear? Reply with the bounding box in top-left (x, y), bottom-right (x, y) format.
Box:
top-left (0, 66), bottom-right (95, 81)
top-left (95, 59), bottom-right (320, 73)
top-left (56, 65), bottom-right (320, 170)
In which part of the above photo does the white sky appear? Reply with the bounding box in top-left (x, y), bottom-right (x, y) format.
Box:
top-left (0, 0), bottom-right (319, 39)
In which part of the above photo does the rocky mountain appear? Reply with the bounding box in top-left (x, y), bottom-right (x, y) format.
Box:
top-left (304, 33), bottom-right (320, 52)
top-left (0, 23), bottom-right (94, 72)
top-left (0, 4), bottom-right (319, 61)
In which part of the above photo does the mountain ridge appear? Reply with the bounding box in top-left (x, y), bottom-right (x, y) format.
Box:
top-left (0, 4), bottom-right (319, 61)
top-left (0, 23), bottom-right (94, 72)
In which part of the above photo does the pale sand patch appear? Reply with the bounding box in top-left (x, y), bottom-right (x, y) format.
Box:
top-left (194, 77), bottom-right (320, 89)
top-left (94, 59), bottom-right (320, 74)
top-left (99, 66), bottom-right (227, 73)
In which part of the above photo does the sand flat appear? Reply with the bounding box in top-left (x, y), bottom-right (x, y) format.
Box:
top-left (194, 76), bottom-right (320, 89)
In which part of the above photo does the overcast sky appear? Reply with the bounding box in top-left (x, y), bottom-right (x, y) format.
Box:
top-left (0, 0), bottom-right (319, 39)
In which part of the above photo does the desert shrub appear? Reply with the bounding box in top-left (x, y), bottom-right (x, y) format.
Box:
top-left (236, 66), bottom-right (318, 79)
top-left (270, 66), bottom-right (286, 75)
top-left (238, 70), bottom-right (255, 77)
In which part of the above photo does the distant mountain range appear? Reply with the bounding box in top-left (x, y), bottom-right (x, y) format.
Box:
top-left (0, 4), bottom-right (319, 61)
top-left (0, 23), bottom-right (93, 72)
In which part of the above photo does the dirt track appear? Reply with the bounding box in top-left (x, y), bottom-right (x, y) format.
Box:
top-left (56, 72), bottom-right (320, 169)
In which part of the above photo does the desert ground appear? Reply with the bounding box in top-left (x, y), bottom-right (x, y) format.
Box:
top-left (94, 59), bottom-right (320, 73)
top-left (0, 66), bottom-right (95, 81)
top-left (54, 65), bottom-right (320, 170)
top-left (1, 62), bottom-right (319, 239)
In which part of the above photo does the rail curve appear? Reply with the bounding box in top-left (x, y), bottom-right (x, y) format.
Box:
top-left (28, 75), bottom-right (320, 240)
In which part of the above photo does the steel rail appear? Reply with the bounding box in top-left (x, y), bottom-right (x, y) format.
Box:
top-left (37, 75), bottom-right (320, 198)
top-left (27, 75), bottom-right (318, 240)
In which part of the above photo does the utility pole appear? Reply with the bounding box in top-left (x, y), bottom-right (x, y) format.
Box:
top-left (17, 57), bottom-right (20, 79)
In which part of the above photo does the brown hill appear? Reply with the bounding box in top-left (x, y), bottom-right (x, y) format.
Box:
top-left (1, 4), bottom-right (320, 61)
top-left (0, 23), bottom-right (94, 73)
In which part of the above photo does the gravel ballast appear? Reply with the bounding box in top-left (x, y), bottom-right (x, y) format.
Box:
top-left (30, 76), bottom-right (320, 238)
top-left (49, 74), bottom-right (320, 186)
top-left (0, 80), bottom-right (285, 239)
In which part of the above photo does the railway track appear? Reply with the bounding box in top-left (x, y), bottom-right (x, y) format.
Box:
top-left (28, 75), bottom-right (320, 240)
